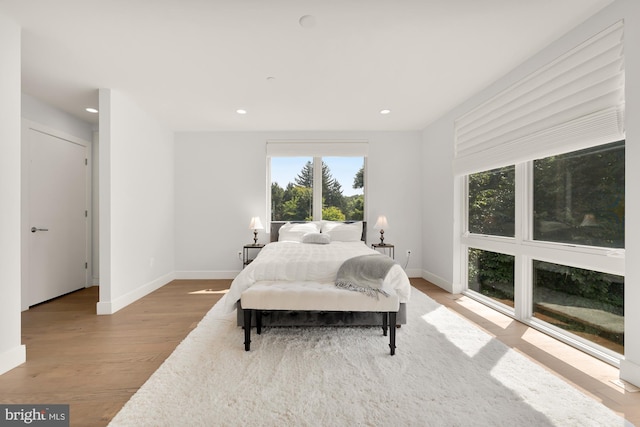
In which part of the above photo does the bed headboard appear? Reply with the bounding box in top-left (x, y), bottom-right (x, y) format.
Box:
top-left (270, 221), bottom-right (367, 243)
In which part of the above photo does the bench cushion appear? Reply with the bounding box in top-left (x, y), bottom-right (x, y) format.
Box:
top-left (241, 281), bottom-right (399, 312)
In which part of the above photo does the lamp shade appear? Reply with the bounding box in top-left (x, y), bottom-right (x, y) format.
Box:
top-left (249, 217), bottom-right (264, 230)
top-left (373, 215), bottom-right (389, 230)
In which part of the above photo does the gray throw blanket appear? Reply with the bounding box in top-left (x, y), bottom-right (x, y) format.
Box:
top-left (335, 254), bottom-right (396, 299)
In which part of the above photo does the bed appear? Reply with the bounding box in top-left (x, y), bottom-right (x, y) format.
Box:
top-left (225, 220), bottom-right (411, 328)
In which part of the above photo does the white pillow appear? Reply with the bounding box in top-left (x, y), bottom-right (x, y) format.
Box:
top-left (302, 232), bottom-right (331, 244)
top-left (309, 220), bottom-right (323, 229)
top-left (278, 222), bottom-right (321, 242)
top-left (320, 221), bottom-right (339, 233)
top-left (321, 221), bottom-right (363, 242)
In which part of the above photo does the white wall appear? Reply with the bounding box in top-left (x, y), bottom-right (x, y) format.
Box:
top-left (21, 93), bottom-right (94, 142)
top-left (421, 0), bottom-right (640, 387)
top-left (421, 117), bottom-right (458, 292)
top-left (0, 13), bottom-right (26, 375)
top-left (97, 89), bottom-right (175, 314)
top-left (174, 131), bottom-right (423, 278)
top-left (92, 130), bottom-right (99, 285)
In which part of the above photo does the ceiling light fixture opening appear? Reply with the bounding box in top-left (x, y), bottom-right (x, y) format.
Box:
top-left (380, 109), bottom-right (391, 115)
top-left (85, 107), bottom-right (99, 113)
top-left (236, 109), bottom-right (247, 115)
top-left (299, 15), bottom-right (316, 29)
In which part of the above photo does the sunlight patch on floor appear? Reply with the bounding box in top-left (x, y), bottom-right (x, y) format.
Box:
top-left (611, 379), bottom-right (640, 393)
top-left (455, 297), bottom-right (517, 330)
top-left (189, 289), bottom-right (229, 295)
top-left (421, 307), bottom-right (492, 358)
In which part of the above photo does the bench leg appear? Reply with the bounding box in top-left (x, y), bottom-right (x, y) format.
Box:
top-left (389, 312), bottom-right (397, 356)
top-left (244, 309), bottom-right (252, 351)
top-left (382, 312), bottom-right (388, 336)
top-left (256, 310), bottom-right (262, 335)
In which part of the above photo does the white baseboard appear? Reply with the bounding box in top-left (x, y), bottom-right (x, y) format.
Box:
top-left (421, 269), bottom-right (454, 293)
top-left (174, 271), bottom-right (239, 280)
top-left (620, 359), bottom-right (640, 389)
top-left (404, 268), bottom-right (423, 278)
top-left (0, 344), bottom-right (26, 376)
top-left (96, 271), bottom-right (175, 315)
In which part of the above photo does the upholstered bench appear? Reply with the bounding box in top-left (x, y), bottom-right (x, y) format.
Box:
top-left (240, 282), bottom-right (400, 355)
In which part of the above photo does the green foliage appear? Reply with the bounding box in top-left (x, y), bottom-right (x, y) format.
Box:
top-left (533, 140), bottom-right (624, 247)
top-left (476, 250), bottom-right (514, 286)
top-left (345, 195), bottom-right (364, 220)
top-left (353, 166), bottom-right (364, 189)
top-left (322, 206), bottom-right (345, 221)
top-left (468, 166), bottom-right (515, 237)
top-left (295, 161), bottom-right (314, 188)
top-left (468, 249), bottom-right (515, 308)
top-left (278, 185), bottom-right (313, 221)
top-left (534, 261), bottom-right (624, 313)
top-left (295, 161), bottom-right (345, 212)
top-left (272, 160), bottom-right (364, 221)
top-left (468, 249), bottom-right (514, 296)
top-left (325, 179), bottom-right (345, 213)
top-left (271, 182), bottom-right (285, 220)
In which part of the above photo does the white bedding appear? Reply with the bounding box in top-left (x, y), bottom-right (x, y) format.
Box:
top-left (225, 241), bottom-right (411, 313)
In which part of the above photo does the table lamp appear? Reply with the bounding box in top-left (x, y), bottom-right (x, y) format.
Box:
top-left (374, 215), bottom-right (389, 244)
top-left (249, 216), bottom-right (264, 245)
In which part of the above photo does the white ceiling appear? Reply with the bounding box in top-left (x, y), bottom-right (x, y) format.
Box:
top-left (0, 0), bottom-right (614, 131)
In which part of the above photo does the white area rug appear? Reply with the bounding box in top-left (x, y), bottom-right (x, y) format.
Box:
top-left (109, 288), bottom-right (631, 427)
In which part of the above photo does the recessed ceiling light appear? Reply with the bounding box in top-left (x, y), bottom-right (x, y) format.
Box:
top-left (380, 109), bottom-right (391, 115)
top-left (236, 109), bottom-right (247, 115)
top-left (299, 15), bottom-right (316, 29)
top-left (85, 107), bottom-right (99, 113)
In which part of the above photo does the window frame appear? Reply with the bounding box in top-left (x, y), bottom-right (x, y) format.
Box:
top-left (266, 140), bottom-right (368, 226)
top-left (460, 145), bottom-right (625, 366)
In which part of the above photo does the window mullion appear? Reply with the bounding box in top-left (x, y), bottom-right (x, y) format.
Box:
top-left (312, 157), bottom-right (323, 220)
top-left (266, 156), bottom-right (272, 224)
top-left (514, 162), bottom-right (531, 320)
top-left (514, 163), bottom-right (526, 244)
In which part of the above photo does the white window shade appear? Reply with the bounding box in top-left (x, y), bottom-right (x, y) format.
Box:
top-left (266, 140), bottom-right (368, 157)
top-left (454, 21), bottom-right (625, 176)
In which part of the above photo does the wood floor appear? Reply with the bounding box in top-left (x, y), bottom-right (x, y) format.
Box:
top-left (1, 278), bottom-right (638, 426)
top-left (412, 280), bottom-right (640, 427)
top-left (0, 280), bottom-right (229, 426)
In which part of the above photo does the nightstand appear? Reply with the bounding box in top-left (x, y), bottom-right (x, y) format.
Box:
top-left (372, 243), bottom-right (394, 259)
top-left (243, 243), bottom-right (265, 267)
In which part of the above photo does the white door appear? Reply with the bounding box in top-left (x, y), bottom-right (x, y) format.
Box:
top-left (28, 129), bottom-right (88, 306)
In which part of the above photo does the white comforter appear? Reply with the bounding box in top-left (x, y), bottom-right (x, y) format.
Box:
top-left (225, 241), bottom-right (411, 313)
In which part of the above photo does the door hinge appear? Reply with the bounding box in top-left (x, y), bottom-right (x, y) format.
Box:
top-left (85, 158), bottom-right (88, 165)
top-left (85, 210), bottom-right (88, 217)
top-left (85, 262), bottom-right (88, 269)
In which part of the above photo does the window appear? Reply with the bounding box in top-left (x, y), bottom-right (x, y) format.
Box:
top-left (269, 155), bottom-right (365, 222)
top-left (456, 22), bottom-right (625, 364)
top-left (468, 249), bottom-right (515, 308)
top-left (533, 261), bottom-right (624, 354)
top-left (468, 166), bottom-right (515, 237)
top-left (270, 157), bottom-right (314, 221)
top-left (462, 141), bottom-right (625, 361)
top-left (323, 157), bottom-right (364, 221)
top-left (533, 141), bottom-right (625, 248)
